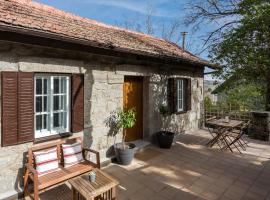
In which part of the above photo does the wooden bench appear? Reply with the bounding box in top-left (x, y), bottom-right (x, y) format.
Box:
top-left (24, 136), bottom-right (100, 200)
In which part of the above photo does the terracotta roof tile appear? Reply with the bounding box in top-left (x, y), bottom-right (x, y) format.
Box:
top-left (0, 0), bottom-right (211, 66)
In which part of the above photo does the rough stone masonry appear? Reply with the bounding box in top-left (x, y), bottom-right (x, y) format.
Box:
top-left (0, 41), bottom-right (204, 199)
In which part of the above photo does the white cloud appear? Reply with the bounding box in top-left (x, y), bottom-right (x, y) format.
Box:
top-left (81, 0), bottom-right (180, 18)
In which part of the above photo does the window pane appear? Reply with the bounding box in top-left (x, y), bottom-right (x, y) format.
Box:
top-left (61, 77), bottom-right (67, 93)
top-left (54, 77), bottom-right (60, 94)
top-left (53, 113), bottom-right (60, 128)
top-left (53, 96), bottom-right (60, 111)
top-left (60, 95), bottom-right (67, 110)
top-left (177, 80), bottom-right (184, 111)
top-left (36, 115), bottom-right (42, 131)
top-left (35, 75), bottom-right (69, 135)
top-left (43, 114), bottom-right (47, 130)
top-left (43, 78), bottom-right (48, 94)
top-left (43, 96), bottom-right (47, 112)
top-left (36, 78), bottom-right (42, 95)
top-left (36, 96), bottom-right (42, 112)
top-left (61, 112), bottom-right (67, 129)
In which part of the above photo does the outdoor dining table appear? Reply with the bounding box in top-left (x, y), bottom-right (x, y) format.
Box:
top-left (206, 119), bottom-right (244, 149)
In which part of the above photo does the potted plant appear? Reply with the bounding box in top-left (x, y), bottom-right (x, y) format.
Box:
top-left (113, 108), bottom-right (137, 165)
top-left (156, 104), bottom-right (175, 149)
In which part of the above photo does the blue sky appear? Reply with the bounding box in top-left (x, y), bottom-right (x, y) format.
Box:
top-left (35, 0), bottom-right (214, 78)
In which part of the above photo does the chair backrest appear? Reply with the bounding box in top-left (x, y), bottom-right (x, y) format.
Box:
top-left (205, 116), bottom-right (217, 129)
top-left (28, 136), bottom-right (83, 167)
top-left (238, 120), bottom-right (251, 138)
top-left (206, 116), bottom-right (216, 122)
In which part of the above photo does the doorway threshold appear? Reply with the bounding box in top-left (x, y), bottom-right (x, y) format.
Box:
top-left (130, 139), bottom-right (151, 152)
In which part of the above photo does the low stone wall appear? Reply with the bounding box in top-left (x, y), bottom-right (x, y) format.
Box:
top-left (0, 41), bottom-right (204, 198)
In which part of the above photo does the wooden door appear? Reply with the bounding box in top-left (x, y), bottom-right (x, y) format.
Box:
top-left (123, 76), bottom-right (143, 142)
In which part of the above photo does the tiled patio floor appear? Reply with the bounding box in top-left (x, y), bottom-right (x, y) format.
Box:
top-left (39, 129), bottom-right (270, 200)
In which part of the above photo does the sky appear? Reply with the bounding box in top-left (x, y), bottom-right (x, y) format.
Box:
top-left (35, 0), bottom-right (215, 80)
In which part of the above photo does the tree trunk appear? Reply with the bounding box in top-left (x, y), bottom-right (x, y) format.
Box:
top-left (122, 129), bottom-right (127, 150)
top-left (266, 71), bottom-right (270, 111)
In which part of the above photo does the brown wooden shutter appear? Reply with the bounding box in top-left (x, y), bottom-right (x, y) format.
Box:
top-left (168, 78), bottom-right (177, 113)
top-left (186, 78), bottom-right (192, 111)
top-left (2, 72), bottom-right (18, 146)
top-left (18, 72), bottom-right (34, 143)
top-left (71, 74), bottom-right (84, 133)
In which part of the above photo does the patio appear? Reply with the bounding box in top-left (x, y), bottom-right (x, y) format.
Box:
top-left (37, 129), bottom-right (270, 200)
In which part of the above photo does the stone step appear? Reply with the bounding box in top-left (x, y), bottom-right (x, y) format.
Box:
top-left (132, 140), bottom-right (151, 153)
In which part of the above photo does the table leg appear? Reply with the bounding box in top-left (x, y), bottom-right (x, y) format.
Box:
top-left (112, 187), bottom-right (116, 200)
top-left (72, 186), bottom-right (78, 200)
top-left (209, 130), bottom-right (222, 147)
top-left (207, 127), bottom-right (222, 147)
top-left (222, 135), bottom-right (233, 153)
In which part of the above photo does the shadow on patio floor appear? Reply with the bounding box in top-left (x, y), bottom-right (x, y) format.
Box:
top-left (32, 129), bottom-right (270, 200)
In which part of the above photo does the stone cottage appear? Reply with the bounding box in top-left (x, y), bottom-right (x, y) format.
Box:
top-left (0, 0), bottom-right (215, 198)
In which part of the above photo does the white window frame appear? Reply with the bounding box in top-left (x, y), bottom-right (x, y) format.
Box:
top-left (34, 74), bottom-right (70, 138)
top-left (177, 79), bottom-right (184, 112)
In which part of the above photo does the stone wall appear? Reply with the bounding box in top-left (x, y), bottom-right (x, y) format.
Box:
top-left (0, 42), bottom-right (204, 199)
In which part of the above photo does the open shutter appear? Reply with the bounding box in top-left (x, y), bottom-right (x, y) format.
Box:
top-left (168, 78), bottom-right (177, 113)
top-left (186, 78), bottom-right (192, 111)
top-left (71, 74), bottom-right (84, 133)
top-left (18, 72), bottom-right (34, 143)
top-left (2, 72), bottom-right (18, 146)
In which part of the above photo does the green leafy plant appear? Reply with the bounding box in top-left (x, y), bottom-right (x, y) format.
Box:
top-left (159, 104), bottom-right (170, 116)
top-left (158, 104), bottom-right (171, 131)
top-left (116, 108), bottom-right (136, 130)
top-left (204, 96), bottom-right (212, 109)
top-left (116, 108), bottom-right (136, 149)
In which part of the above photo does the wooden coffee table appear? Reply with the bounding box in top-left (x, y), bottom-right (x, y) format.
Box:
top-left (68, 168), bottom-right (119, 200)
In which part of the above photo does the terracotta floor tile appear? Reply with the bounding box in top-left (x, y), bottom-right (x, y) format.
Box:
top-left (37, 130), bottom-right (270, 200)
top-left (241, 191), bottom-right (265, 200)
top-left (201, 190), bottom-right (219, 200)
top-left (223, 185), bottom-right (247, 200)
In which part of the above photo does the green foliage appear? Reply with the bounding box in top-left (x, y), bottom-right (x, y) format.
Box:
top-left (204, 96), bottom-right (212, 109)
top-left (116, 108), bottom-right (136, 130)
top-left (218, 83), bottom-right (265, 110)
top-left (210, 0), bottom-right (270, 109)
top-left (159, 104), bottom-right (170, 116)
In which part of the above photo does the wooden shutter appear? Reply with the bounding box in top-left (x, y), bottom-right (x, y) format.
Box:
top-left (71, 74), bottom-right (84, 133)
top-left (168, 78), bottom-right (177, 113)
top-left (2, 72), bottom-right (18, 146)
top-left (186, 78), bottom-right (192, 111)
top-left (18, 72), bottom-right (34, 143)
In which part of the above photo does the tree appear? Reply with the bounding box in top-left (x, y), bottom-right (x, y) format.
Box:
top-left (204, 96), bottom-right (213, 108)
top-left (185, 0), bottom-right (270, 110)
top-left (214, 81), bottom-right (265, 110)
top-left (115, 6), bottom-right (193, 49)
top-left (115, 15), bottom-right (183, 45)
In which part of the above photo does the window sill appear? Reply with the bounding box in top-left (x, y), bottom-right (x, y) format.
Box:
top-left (175, 110), bottom-right (189, 115)
top-left (34, 132), bottom-right (73, 144)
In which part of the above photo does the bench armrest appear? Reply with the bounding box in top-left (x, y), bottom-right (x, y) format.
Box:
top-left (25, 163), bottom-right (39, 185)
top-left (25, 163), bottom-right (38, 176)
top-left (83, 148), bottom-right (100, 169)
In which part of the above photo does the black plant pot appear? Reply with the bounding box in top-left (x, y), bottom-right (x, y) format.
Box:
top-left (156, 131), bottom-right (175, 149)
top-left (114, 143), bottom-right (136, 165)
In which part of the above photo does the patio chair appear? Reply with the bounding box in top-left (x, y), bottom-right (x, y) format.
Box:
top-left (205, 116), bottom-right (224, 148)
top-left (222, 121), bottom-right (250, 153)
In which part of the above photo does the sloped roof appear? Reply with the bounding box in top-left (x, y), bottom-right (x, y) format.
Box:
top-left (0, 0), bottom-right (213, 67)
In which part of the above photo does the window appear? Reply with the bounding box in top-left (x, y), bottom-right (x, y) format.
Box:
top-left (35, 75), bottom-right (70, 138)
top-left (177, 79), bottom-right (184, 112)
